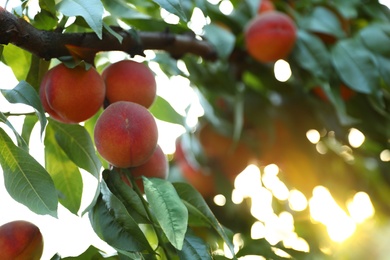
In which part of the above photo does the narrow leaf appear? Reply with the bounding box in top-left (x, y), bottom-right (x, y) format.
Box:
top-left (48, 120), bottom-right (101, 178)
top-left (149, 96), bottom-right (185, 126)
top-left (44, 124), bottom-right (83, 215)
top-left (0, 127), bottom-right (58, 217)
top-left (178, 230), bottom-right (212, 260)
top-left (57, 0), bottom-right (104, 38)
top-left (1, 80), bottom-right (47, 137)
top-left (0, 112), bottom-right (28, 150)
top-left (173, 182), bottom-right (236, 259)
top-left (152, 0), bottom-right (187, 21)
top-left (144, 177), bottom-right (188, 250)
top-left (89, 180), bottom-right (154, 254)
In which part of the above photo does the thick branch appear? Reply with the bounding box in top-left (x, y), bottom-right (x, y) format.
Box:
top-left (0, 7), bottom-right (217, 62)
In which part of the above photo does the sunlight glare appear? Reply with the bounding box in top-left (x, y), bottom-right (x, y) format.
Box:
top-left (219, 0), bottom-right (234, 15)
top-left (347, 192), bottom-right (375, 224)
top-left (232, 189), bottom-right (245, 204)
top-left (306, 129), bottom-right (321, 144)
top-left (160, 8), bottom-right (180, 24)
top-left (274, 60), bottom-right (292, 82)
top-left (348, 128), bottom-right (365, 148)
top-left (288, 189), bottom-right (308, 211)
top-left (250, 188), bottom-right (274, 222)
top-left (380, 149), bottom-right (390, 162)
top-left (214, 194), bottom-right (227, 206)
top-left (234, 164), bottom-right (262, 198)
top-left (251, 221), bottom-right (266, 240)
top-left (188, 7), bottom-right (209, 35)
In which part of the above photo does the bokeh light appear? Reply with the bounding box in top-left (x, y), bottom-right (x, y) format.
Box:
top-left (348, 128), bottom-right (365, 148)
top-left (274, 60), bottom-right (292, 82)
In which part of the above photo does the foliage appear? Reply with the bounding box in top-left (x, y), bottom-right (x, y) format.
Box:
top-left (0, 0), bottom-right (390, 259)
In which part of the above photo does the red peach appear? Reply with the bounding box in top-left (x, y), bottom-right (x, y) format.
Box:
top-left (102, 60), bottom-right (156, 108)
top-left (94, 101), bottom-right (158, 168)
top-left (0, 220), bottom-right (43, 260)
top-left (245, 11), bottom-right (297, 63)
top-left (40, 63), bottom-right (105, 123)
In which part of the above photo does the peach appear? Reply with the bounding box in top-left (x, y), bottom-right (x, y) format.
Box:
top-left (40, 63), bottom-right (105, 123)
top-left (121, 145), bottom-right (169, 192)
top-left (102, 60), bottom-right (156, 108)
top-left (312, 84), bottom-right (355, 101)
top-left (245, 11), bottom-right (297, 63)
top-left (94, 101), bottom-right (158, 168)
top-left (0, 220), bottom-right (43, 260)
top-left (258, 0), bottom-right (275, 14)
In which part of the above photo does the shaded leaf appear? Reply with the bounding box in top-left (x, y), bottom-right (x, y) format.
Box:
top-left (1, 81), bottom-right (47, 137)
top-left (149, 95), bottom-right (185, 126)
top-left (21, 115), bottom-right (38, 146)
top-left (89, 180), bottom-right (154, 254)
top-left (293, 30), bottom-right (331, 80)
top-left (332, 39), bottom-right (380, 94)
top-left (204, 23), bottom-right (235, 59)
top-left (359, 23), bottom-right (390, 55)
top-left (173, 182), bottom-right (236, 259)
top-left (178, 229), bottom-right (212, 260)
top-left (0, 127), bottom-right (58, 217)
top-left (57, 0), bottom-right (104, 38)
top-left (44, 124), bottom-right (83, 215)
top-left (144, 177), bottom-right (188, 250)
top-left (48, 120), bottom-right (101, 178)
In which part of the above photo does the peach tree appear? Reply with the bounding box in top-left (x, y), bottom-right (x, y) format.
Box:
top-left (0, 0), bottom-right (390, 259)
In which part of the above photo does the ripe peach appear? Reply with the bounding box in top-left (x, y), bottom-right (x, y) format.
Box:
top-left (258, 0), bottom-right (275, 14)
top-left (102, 60), bottom-right (156, 108)
top-left (94, 101), bottom-right (158, 168)
top-left (0, 220), bottom-right (43, 260)
top-left (40, 63), bottom-right (105, 123)
top-left (122, 145), bottom-right (169, 192)
top-left (245, 11), bottom-right (297, 63)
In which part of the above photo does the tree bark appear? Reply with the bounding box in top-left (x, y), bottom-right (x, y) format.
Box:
top-left (0, 7), bottom-right (217, 63)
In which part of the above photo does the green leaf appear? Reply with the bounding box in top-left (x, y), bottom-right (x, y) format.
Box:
top-left (1, 81), bottom-right (47, 137)
top-left (332, 39), bottom-right (380, 94)
top-left (143, 177), bottom-right (188, 250)
top-left (48, 120), bottom-right (101, 178)
top-left (0, 112), bottom-right (28, 150)
top-left (149, 95), bottom-right (185, 126)
top-left (2, 45), bottom-right (31, 81)
top-left (21, 115), bottom-right (38, 146)
top-left (57, 0), bottom-right (104, 39)
top-left (204, 23), bottom-right (235, 59)
top-left (44, 124), bottom-right (83, 215)
top-left (26, 55), bottom-right (51, 92)
top-left (89, 180), bottom-right (154, 254)
top-left (104, 169), bottom-right (149, 223)
top-left (152, 0), bottom-right (187, 21)
top-left (359, 23), bottom-right (390, 55)
top-left (62, 245), bottom-right (118, 259)
top-left (293, 30), bottom-right (331, 80)
top-left (0, 127), bottom-right (58, 217)
top-left (173, 182), bottom-right (236, 259)
top-left (301, 6), bottom-right (346, 39)
top-left (178, 230), bottom-right (212, 260)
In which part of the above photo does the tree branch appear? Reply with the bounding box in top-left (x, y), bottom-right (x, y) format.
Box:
top-left (0, 7), bottom-right (217, 63)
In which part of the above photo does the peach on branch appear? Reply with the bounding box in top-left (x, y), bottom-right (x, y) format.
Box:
top-left (94, 101), bottom-right (158, 168)
top-left (245, 11), bottom-right (297, 63)
top-left (102, 60), bottom-right (157, 108)
top-left (0, 220), bottom-right (43, 260)
top-left (39, 63), bottom-right (105, 123)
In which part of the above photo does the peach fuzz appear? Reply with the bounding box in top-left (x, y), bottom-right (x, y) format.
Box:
top-left (102, 60), bottom-right (157, 108)
top-left (245, 11), bottom-right (297, 63)
top-left (40, 63), bottom-right (105, 123)
top-left (0, 220), bottom-right (43, 260)
top-left (94, 101), bottom-right (158, 168)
